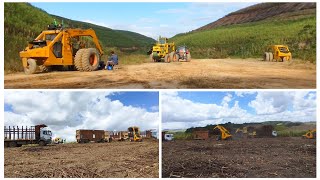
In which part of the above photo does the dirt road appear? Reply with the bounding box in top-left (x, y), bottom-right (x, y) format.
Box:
top-left (4, 141), bottom-right (159, 178)
top-left (5, 59), bottom-right (316, 89)
top-left (162, 137), bottom-right (316, 178)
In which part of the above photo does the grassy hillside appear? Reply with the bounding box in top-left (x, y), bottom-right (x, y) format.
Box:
top-left (172, 14), bottom-right (316, 63)
top-left (4, 3), bottom-right (154, 72)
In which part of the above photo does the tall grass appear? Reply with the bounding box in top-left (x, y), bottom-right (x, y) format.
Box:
top-left (172, 132), bottom-right (193, 140)
top-left (172, 16), bottom-right (316, 63)
top-left (277, 131), bottom-right (307, 137)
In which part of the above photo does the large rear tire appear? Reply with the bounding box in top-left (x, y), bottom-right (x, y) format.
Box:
top-left (81, 48), bottom-right (100, 71)
top-left (164, 54), bottom-right (170, 63)
top-left (186, 53), bottom-right (191, 62)
top-left (169, 52), bottom-right (175, 62)
top-left (263, 52), bottom-right (269, 61)
top-left (74, 49), bottom-right (86, 71)
top-left (24, 59), bottom-right (37, 75)
top-left (268, 52), bottom-right (273, 61)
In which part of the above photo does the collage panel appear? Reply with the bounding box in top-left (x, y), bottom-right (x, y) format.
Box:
top-left (4, 91), bottom-right (159, 178)
top-left (161, 91), bottom-right (316, 178)
top-left (3, 2), bottom-right (316, 89)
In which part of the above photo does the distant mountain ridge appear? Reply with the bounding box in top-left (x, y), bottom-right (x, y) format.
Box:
top-left (195, 3), bottom-right (316, 31)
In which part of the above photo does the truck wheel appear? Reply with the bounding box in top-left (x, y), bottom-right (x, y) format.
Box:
top-left (263, 52), bottom-right (269, 61)
top-left (9, 142), bottom-right (17, 148)
top-left (74, 49), bottom-right (85, 71)
top-left (17, 144), bottom-right (22, 147)
top-left (24, 59), bottom-right (37, 75)
top-left (39, 141), bottom-right (46, 146)
top-left (269, 52), bottom-right (273, 61)
top-left (164, 54), bottom-right (170, 63)
top-left (169, 52), bottom-right (175, 62)
top-left (187, 53), bottom-right (192, 62)
top-left (82, 48), bottom-right (100, 71)
top-left (4, 142), bottom-right (9, 148)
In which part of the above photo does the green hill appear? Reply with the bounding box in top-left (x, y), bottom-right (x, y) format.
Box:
top-left (171, 3), bottom-right (316, 63)
top-left (4, 3), bottom-right (155, 72)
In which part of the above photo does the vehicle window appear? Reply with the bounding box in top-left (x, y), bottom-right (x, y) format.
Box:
top-left (159, 39), bottom-right (165, 44)
top-left (278, 47), bottom-right (289, 53)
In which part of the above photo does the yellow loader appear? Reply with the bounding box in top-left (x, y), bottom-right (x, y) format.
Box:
top-left (128, 126), bottom-right (142, 142)
top-left (150, 36), bottom-right (175, 63)
top-left (263, 45), bottom-right (292, 62)
top-left (19, 22), bottom-right (104, 74)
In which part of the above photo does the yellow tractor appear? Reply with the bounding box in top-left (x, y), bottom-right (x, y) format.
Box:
top-left (302, 129), bottom-right (316, 139)
top-left (19, 23), bottom-right (104, 74)
top-left (263, 45), bottom-right (292, 62)
top-left (150, 36), bottom-right (175, 63)
top-left (236, 127), bottom-right (256, 138)
top-left (128, 126), bottom-right (142, 142)
top-left (213, 125), bottom-right (232, 140)
top-left (53, 137), bottom-right (63, 144)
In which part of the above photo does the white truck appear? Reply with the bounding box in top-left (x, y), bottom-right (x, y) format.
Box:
top-left (164, 134), bottom-right (174, 141)
top-left (4, 124), bottom-right (52, 147)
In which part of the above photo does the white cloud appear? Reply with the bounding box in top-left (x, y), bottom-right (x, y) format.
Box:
top-left (82, 19), bottom-right (113, 29)
top-left (235, 91), bottom-right (256, 97)
top-left (162, 91), bottom-right (316, 129)
top-left (4, 92), bottom-right (159, 142)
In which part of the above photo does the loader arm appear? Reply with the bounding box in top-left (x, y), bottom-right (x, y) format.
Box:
top-left (66, 29), bottom-right (104, 56)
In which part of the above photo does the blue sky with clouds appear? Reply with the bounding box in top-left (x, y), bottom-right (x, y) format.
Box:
top-left (162, 91), bottom-right (316, 129)
top-left (31, 2), bottom-right (257, 39)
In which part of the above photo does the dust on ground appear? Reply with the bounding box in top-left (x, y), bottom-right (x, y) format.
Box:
top-left (4, 59), bottom-right (316, 89)
top-left (162, 137), bottom-right (316, 178)
top-left (4, 140), bottom-right (159, 178)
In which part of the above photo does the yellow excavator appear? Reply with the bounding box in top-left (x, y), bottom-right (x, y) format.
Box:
top-left (302, 129), bottom-right (316, 139)
top-left (236, 127), bottom-right (256, 138)
top-left (213, 125), bottom-right (232, 140)
top-left (128, 126), bottom-right (142, 142)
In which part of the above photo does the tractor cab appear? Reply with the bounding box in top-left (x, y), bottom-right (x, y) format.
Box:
top-left (158, 37), bottom-right (168, 45)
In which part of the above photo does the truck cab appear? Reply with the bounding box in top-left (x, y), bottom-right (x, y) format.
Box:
top-left (40, 128), bottom-right (52, 144)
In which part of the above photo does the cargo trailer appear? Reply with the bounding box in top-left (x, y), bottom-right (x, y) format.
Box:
top-left (4, 124), bottom-right (52, 148)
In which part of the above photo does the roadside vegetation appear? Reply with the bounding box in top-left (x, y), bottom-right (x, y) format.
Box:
top-left (172, 16), bottom-right (316, 63)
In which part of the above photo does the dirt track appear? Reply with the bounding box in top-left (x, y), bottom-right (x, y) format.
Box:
top-left (4, 59), bottom-right (316, 89)
top-left (4, 141), bottom-right (159, 178)
top-left (162, 137), bottom-right (316, 178)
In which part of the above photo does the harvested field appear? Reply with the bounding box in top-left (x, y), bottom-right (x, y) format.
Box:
top-left (162, 137), bottom-right (316, 178)
top-left (4, 59), bottom-right (316, 89)
top-left (4, 140), bottom-right (159, 178)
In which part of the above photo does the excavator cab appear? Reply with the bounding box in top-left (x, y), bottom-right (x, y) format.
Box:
top-left (213, 125), bottom-right (232, 140)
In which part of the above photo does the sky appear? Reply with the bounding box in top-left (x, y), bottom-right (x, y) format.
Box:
top-left (31, 2), bottom-right (258, 39)
top-left (4, 91), bottom-right (159, 141)
top-left (162, 91), bottom-right (317, 130)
